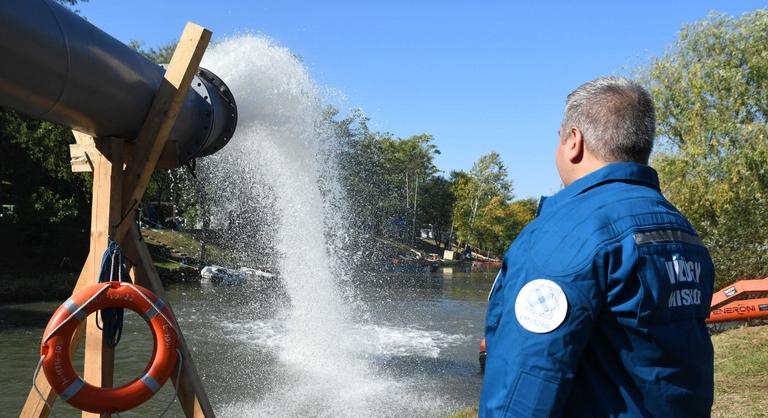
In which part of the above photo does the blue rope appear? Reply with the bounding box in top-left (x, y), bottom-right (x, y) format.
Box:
top-left (96, 239), bottom-right (130, 347)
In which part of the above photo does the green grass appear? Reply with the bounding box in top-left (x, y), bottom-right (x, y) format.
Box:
top-left (141, 228), bottom-right (232, 264)
top-left (151, 257), bottom-right (199, 283)
top-left (712, 324), bottom-right (768, 418)
top-left (141, 228), bottom-right (240, 283)
top-left (446, 407), bottom-right (478, 418)
top-left (141, 229), bottom-right (202, 258)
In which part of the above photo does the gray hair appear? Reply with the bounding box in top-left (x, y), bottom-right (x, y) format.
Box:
top-left (561, 76), bottom-right (655, 163)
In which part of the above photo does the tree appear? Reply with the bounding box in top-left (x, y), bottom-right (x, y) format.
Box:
top-left (450, 170), bottom-right (478, 244)
top-left (469, 152), bottom-right (514, 203)
top-left (334, 109), bottom-right (441, 241)
top-left (473, 196), bottom-right (537, 255)
top-left (0, 110), bottom-right (91, 227)
top-left (416, 176), bottom-right (455, 247)
top-left (451, 152), bottom-right (514, 249)
top-left (380, 134), bottom-right (440, 242)
top-left (129, 40), bottom-right (175, 64)
top-left (333, 108), bottom-right (393, 234)
top-left (640, 10), bottom-right (768, 287)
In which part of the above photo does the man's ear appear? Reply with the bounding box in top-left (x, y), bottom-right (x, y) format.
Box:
top-left (565, 127), bottom-right (584, 164)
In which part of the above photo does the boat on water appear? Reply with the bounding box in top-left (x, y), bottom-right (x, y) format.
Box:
top-left (201, 265), bottom-right (276, 285)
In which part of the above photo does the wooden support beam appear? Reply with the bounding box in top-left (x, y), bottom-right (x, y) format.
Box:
top-left (21, 137), bottom-right (125, 418)
top-left (72, 130), bottom-right (95, 146)
top-left (69, 144), bottom-right (94, 173)
top-left (123, 225), bottom-right (215, 417)
top-left (19, 252), bottom-right (93, 418)
top-left (118, 23), bottom-right (211, 240)
top-left (81, 137), bottom-right (123, 418)
top-left (70, 141), bottom-right (179, 172)
top-left (21, 135), bottom-right (125, 418)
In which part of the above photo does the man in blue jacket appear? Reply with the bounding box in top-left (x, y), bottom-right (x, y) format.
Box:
top-left (480, 76), bottom-right (714, 417)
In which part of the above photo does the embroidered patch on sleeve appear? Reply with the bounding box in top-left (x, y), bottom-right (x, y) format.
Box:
top-left (514, 279), bottom-right (568, 333)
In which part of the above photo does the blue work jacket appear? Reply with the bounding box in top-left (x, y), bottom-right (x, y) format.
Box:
top-left (480, 162), bottom-right (714, 418)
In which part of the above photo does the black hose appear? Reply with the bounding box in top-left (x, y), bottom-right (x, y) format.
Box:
top-left (97, 240), bottom-right (130, 347)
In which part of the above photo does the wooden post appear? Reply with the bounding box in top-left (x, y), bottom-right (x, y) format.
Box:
top-left (20, 137), bottom-right (123, 418)
top-left (118, 23), bottom-right (211, 241)
top-left (20, 21), bottom-right (216, 418)
top-left (81, 138), bottom-right (123, 418)
top-left (123, 226), bottom-right (214, 417)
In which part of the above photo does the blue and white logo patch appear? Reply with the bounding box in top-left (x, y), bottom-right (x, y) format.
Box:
top-left (514, 279), bottom-right (568, 333)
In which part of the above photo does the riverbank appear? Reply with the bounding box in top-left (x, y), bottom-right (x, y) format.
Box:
top-left (0, 228), bottom-right (207, 303)
top-left (0, 227), bottom-right (470, 303)
top-left (448, 323), bottom-right (768, 418)
top-left (0, 271), bottom-right (78, 303)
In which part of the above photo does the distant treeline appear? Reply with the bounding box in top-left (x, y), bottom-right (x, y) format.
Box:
top-left (3, 9), bottom-right (768, 287)
top-left (331, 108), bottom-right (537, 256)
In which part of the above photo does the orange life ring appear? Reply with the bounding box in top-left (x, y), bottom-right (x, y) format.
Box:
top-left (40, 282), bottom-right (179, 413)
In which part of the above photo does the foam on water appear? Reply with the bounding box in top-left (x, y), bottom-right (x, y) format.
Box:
top-left (222, 319), bottom-right (470, 359)
top-left (200, 35), bottom-right (457, 417)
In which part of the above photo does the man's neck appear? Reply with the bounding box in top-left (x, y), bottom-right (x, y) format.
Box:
top-left (563, 159), bottom-right (609, 186)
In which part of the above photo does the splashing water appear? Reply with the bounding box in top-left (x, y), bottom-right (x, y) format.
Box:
top-left (198, 35), bottom-right (460, 417)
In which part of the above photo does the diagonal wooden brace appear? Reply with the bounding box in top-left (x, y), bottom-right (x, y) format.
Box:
top-left (123, 225), bottom-right (215, 417)
top-left (118, 23), bottom-right (211, 241)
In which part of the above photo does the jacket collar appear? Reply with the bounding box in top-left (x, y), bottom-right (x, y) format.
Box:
top-left (538, 162), bottom-right (660, 215)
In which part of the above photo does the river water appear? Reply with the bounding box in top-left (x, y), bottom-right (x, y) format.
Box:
top-left (0, 267), bottom-right (495, 417)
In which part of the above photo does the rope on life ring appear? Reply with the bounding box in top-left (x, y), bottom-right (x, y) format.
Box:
top-left (38, 281), bottom-right (179, 414)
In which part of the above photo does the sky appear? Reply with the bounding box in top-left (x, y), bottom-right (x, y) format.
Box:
top-left (78, 0), bottom-right (767, 198)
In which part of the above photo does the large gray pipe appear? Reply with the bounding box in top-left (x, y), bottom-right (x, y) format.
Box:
top-left (0, 0), bottom-right (237, 165)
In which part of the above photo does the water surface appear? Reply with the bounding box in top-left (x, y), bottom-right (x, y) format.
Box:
top-left (0, 267), bottom-right (495, 417)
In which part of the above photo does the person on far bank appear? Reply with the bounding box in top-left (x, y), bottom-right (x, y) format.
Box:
top-left (480, 76), bottom-right (714, 417)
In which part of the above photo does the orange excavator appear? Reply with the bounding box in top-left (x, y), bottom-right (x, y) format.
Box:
top-left (478, 277), bottom-right (768, 372)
